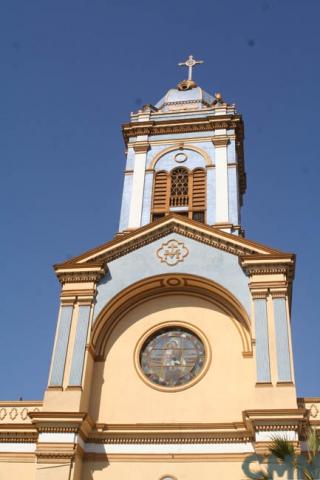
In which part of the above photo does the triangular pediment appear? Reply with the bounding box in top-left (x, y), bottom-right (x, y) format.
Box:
top-left (55, 215), bottom-right (291, 271)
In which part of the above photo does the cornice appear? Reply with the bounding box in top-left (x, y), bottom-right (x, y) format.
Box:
top-left (55, 265), bottom-right (106, 285)
top-left (243, 408), bottom-right (308, 434)
top-left (212, 136), bottom-right (230, 148)
top-left (88, 432), bottom-right (253, 444)
top-left (122, 116), bottom-right (243, 146)
top-left (79, 225), bottom-right (280, 268)
top-left (90, 225), bottom-right (257, 265)
top-left (0, 431), bottom-right (38, 443)
top-left (56, 216), bottom-right (287, 269)
top-left (241, 256), bottom-right (295, 282)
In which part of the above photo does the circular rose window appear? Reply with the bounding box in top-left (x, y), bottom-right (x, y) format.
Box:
top-left (139, 327), bottom-right (206, 388)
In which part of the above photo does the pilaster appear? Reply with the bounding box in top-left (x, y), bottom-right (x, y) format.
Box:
top-left (241, 254), bottom-right (295, 390)
top-left (30, 412), bottom-right (93, 480)
top-left (44, 265), bottom-right (105, 412)
top-left (128, 138), bottom-right (150, 228)
top-left (212, 135), bottom-right (230, 224)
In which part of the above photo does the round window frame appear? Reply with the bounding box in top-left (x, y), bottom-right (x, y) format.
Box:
top-left (134, 321), bottom-right (211, 393)
top-left (174, 152), bottom-right (188, 163)
top-left (159, 476), bottom-right (178, 480)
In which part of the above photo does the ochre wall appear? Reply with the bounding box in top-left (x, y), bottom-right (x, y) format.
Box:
top-left (82, 459), bottom-right (250, 480)
top-left (88, 294), bottom-right (296, 425)
top-left (0, 460), bottom-right (36, 479)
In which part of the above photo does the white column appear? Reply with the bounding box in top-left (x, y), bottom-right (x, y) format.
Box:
top-left (213, 136), bottom-right (229, 223)
top-left (128, 138), bottom-right (149, 229)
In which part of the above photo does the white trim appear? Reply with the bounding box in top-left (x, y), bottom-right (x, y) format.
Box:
top-left (0, 443), bottom-right (36, 452)
top-left (215, 146), bottom-right (229, 222)
top-left (256, 430), bottom-right (298, 442)
top-left (38, 432), bottom-right (76, 443)
top-left (128, 149), bottom-right (148, 228)
top-left (84, 442), bottom-right (254, 454)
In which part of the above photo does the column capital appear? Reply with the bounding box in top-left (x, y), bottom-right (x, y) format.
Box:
top-left (55, 265), bottom-right (105, 286)
top-left (212, 136), bottom-right (230, 148)
top-left (133, 142), bottom-right (150, 153)
top-left (270, 289), bottom-right (287, 299)
top-left (251, 289), bottom-right (269, 300)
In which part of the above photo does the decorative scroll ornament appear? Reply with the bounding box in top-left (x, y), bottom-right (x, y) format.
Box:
top-left (156, 239), bottom-right (189, 266)
top-left (310, 404), bottom-right (319, 418)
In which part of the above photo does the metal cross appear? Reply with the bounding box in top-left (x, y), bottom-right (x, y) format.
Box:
top-left (178, 55), bottom-right (204, 81)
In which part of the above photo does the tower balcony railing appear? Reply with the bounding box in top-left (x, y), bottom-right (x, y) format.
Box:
top-left (170, 194), bottom-right (189, 207)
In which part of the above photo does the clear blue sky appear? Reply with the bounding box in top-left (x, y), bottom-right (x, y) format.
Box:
top-left (1, 0), bottom-right (319, 400)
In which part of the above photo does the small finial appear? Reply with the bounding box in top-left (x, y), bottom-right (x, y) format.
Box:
top-left (212, 91), bottom-right (225, 106)
top-left (178, 55), bottom-right (204, 81)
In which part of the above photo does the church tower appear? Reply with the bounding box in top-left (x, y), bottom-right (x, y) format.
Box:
top-left (0, 57), bottom-right (318, 480)
top-left (119, 55), bottom-right (245, 234)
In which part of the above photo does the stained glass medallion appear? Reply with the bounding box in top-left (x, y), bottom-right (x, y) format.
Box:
top-left (139, 327), bottom-right (206, 388)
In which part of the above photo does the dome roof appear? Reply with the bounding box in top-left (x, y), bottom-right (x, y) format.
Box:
top-left (155, 85), bottom-right (215, 112)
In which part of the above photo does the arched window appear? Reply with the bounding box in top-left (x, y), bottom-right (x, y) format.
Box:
top-left (151, 167), bottom-right (206, 223)
top-left (170, 167), bottom-right (189, 207)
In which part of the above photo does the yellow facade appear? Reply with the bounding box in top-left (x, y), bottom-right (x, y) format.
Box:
top-left (1, 67), bottom-right (319, 479)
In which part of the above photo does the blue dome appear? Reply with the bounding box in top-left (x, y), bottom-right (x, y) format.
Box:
top-left (155, 86), bottom-right (214, 112)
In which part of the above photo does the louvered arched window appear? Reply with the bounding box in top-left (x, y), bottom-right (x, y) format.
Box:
top-left (151, 167), bottom-right (206, 223)
top-left (170, 167), bottom-right (189, 207)
top-left (151, 171), bottom-right (169, 220)
top-left (191, 168), bottom-right (206, 223)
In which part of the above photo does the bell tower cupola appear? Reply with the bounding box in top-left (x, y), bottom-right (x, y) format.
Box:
top-left (119, 56), bottom-right (246, 234)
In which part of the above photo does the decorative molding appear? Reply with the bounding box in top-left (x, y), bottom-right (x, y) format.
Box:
top-left (0, 452), bottom-right (35, 462)
top-left (87, 432), bottom-right (252, 444)
top-left (0, 434), bottom-right (38, 444)
top-left (57, 215), bottom-right (284, 268)
top-left (56, 269), bottom-right (105, 285)
top-left (243, 264), bottom-right (289, 276)
top-left (92, 273), bottom-right (252, 359)
top-left (150, 144), bottom-right (212, 168)
top-left (310, 404), bottom-right (319, 418)
top-left (0, 405), bottom-right (41, 423)
top-left (254, 425), bottom-right (299, 432)
top-left (156, 239), bottom-right (189, 266)
top-left (122, 117), bottom-right (243, 146)
top-left (85, 224), bottom-right (259, 266)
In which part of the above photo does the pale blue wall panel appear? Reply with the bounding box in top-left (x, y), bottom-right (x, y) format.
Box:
top-left (228, 166), bottom-right (239, 225)
top-left (227, 140), bottom-right (236, 164)
top-left (254, 299), bottom-right (271, 383)
top-left (125, 147), bottom-right (136, 171)
top-left (69, 306), bottom-right (91, 386)
top-left (119, 174), bottom-right (133, 231)
top-left (94, 233), bottom-right (250, 321)
top-left (273, 298), bottom-right (292, 382)
top-left (155, 148), bottom-right (207, 171)
top-left (49, 306), bottom-right (73, 386)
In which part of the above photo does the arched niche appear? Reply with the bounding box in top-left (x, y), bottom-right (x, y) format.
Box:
top-left (91, 273), bottom-right (252, 360)
top-left (150, 145), bottom-right (212, 171)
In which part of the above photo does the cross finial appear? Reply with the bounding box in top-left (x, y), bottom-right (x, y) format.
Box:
top-left (178, 55), bottom-right (204, 81)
